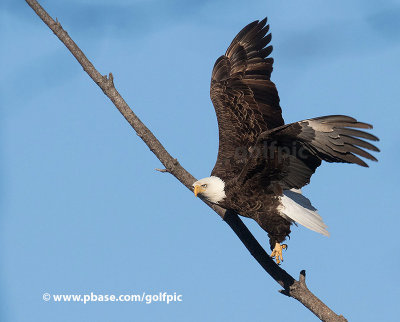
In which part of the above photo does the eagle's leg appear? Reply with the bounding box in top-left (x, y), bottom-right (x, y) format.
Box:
top-left (270, 242), bottom-right (287, 264)
top-left (258, 212), bottom-right (291, 264)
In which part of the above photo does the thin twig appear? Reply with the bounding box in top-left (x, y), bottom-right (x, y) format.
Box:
top-left (155, 168), bottom-right (170, 173)
top-left (25, 1), bottom-right (347, 321)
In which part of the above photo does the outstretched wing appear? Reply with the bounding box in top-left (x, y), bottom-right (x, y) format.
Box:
top-left (237, 115), bottom-right (380, 190)
top-left (210, 18), bottom-right (284, 181)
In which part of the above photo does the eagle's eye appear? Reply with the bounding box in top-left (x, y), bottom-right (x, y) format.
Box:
top-left (202, 184), bottom-right (207, 188)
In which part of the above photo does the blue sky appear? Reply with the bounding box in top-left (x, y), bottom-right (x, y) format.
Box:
top-left (1, 0), bottom-right (400, 321)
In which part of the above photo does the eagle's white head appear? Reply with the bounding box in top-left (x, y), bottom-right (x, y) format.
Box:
top-left (192, 176), bottom-right (226, 204)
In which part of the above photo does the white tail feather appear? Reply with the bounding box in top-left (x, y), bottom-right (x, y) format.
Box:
top-left (279, 190), bottom-right (330, 236)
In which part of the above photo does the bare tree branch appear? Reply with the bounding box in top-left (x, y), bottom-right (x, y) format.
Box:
top-left (25, 1), bottom-right (347, 321)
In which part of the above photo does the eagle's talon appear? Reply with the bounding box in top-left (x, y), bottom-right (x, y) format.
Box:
top-left (271, 242), bottom-right (287, 264)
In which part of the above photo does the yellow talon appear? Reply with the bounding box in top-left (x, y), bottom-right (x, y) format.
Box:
top-left (270, 242), bottom-right (287, 264)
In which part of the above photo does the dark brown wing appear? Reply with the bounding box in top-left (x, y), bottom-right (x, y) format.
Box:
top-left (237, 115), bottom-right (380, 190)
top-left (210, 18), bottom-right (284, 181)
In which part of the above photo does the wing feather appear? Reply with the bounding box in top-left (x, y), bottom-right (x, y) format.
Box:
top-left (210, 18), bottom-right (283, 180)
top-left (237, 115), bottom-right (379, 190)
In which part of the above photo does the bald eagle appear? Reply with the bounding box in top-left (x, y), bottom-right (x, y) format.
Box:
top-left (192, 18), bottom-right (379, 264)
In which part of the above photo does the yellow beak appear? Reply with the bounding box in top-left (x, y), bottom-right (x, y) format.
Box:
top-left (194, 185), bottom-right (205, 197)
